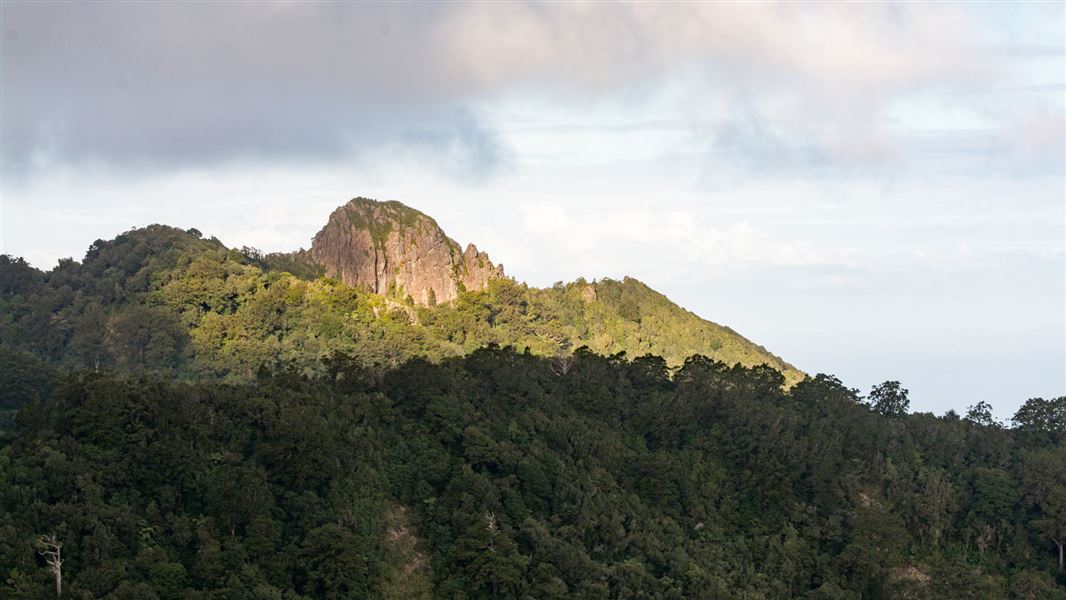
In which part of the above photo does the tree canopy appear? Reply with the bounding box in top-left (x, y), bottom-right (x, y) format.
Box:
top-left (0, 349), bottom-right (1063, 598)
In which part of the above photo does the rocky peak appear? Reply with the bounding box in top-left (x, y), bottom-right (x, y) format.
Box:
top-left (309, 198), bottom-right (504, 306)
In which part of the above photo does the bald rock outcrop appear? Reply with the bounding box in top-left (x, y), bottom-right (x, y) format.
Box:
top-left (310, 198), bottom-right (504, 306)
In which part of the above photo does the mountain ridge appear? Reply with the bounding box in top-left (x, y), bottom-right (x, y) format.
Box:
top-left (0, 197), bottom-right (802, 383)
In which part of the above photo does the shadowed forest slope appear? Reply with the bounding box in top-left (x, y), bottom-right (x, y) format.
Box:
top-left (0, 348), bottom-right (1063, 598)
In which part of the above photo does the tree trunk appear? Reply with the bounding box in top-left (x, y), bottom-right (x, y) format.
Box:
top-left (1058, 539), bottom-right (1063, 571)
top-left (54, 566), bottom-right (62, 597)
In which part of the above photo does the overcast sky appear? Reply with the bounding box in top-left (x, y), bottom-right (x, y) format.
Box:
top-left (2, 2), bottom-right (1063, 419)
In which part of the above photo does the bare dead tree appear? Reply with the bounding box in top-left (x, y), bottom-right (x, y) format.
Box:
top-left (36, 533), bottom-right (63, 597)
top-left (483, 512), bottom-right (498, 553)
top-left (975, 524), bottom-right (994, 557)
top-left (551, 353), bottom-right (573, 376)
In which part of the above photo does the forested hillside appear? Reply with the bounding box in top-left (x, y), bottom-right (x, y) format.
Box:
top-left (0, 348), bottom-right (1063, 598)
top-left (1, 214), bottom-right (1062, 598)
top-left (0, 224), bottom-right (799, 383)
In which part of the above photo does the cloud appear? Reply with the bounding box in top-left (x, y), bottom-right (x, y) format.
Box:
top-left (1, 2), bottom-right (998, 178)
top-left (437, 3), bottom-right (987, 170)
top-left (1003, 107), bottom-right (1066, 163)
top-left (1, 3), bottom-right (507, 178)
top-left (518, 203), bottom-right (852, 284)
top-left (436, 3), bottom-right (977, 92)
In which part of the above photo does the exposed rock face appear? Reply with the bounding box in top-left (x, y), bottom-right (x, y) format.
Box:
top-left (310, 198), bottom-right (505, 306)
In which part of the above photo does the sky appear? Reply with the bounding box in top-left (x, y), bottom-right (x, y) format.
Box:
top-left (2, 2), bottom-right (1063, 420)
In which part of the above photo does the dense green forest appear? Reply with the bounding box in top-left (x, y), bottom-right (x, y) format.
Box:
top-left (1, 226), bottom-right (1063, 598)
top-left (0, 347), bottom-right (1063, 598)
top-left (0, 225), bottom-right (799, 385)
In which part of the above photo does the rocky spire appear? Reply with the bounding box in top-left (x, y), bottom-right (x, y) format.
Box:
top-left (309, 198), bottom-right (504, 305)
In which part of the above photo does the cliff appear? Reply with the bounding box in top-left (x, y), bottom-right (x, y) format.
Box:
top-left (309, 198), bottom-right (504, 306)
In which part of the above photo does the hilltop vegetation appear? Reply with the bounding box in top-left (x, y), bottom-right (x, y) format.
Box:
top-left (0, 348), bottom-right (1063, 598)
top-left (0, 225), bottom-right (799, 383)
top-left (3, 214), bottom-right (1061, 598)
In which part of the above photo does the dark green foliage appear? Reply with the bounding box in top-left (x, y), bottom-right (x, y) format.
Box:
top-left (0, 255), bottom-right (42, 297)
top-left (868, 380), bottom-right (910, 417)
top-left (967, 401), bottom-right (999, 427)
top-left (1012, 396), bottom-right (1066, 447)
top-left (0, 349), bottom-right (55, 411)
top-left (240, 247), bottom-right (326, 281)
top-left (1, 226), bottom-right (1061, 597)
top-left (0, 349), bottom-right (56, 433)
top-left (0, 350), bottom-right (1062, 598)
